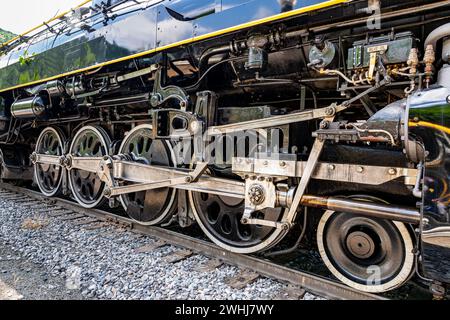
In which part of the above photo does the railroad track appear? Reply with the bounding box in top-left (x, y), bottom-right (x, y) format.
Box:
top-left (0, 182), bottom-right (384, 300)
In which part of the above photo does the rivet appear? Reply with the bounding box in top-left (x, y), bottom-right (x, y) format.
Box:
top-left (356, 166), bottom-right (364, 173)
top-left (280, 161), bottom-right (286, 167)
top-left (328, 164), bottom-right (335, 170)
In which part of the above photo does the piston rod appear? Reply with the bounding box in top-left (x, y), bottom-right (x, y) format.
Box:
top-left (301, 195), bottom-right (421, 224)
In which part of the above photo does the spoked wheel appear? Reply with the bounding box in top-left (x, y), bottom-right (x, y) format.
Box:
top-left (317, 198), bottom-right (415, 293)
top-left (189, 130), bottom-right (289, 254)
top-left (68, 126), bottom-right (111, 208)
top-left (34, 127), bottom-right (66, 197)
top-left (118, 124), bottom-right (177, 225)
top-left (190, 191), bottom-right (288, 254)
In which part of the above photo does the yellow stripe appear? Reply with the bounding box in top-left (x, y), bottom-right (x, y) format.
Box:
top-left (0, 0), bottom-right (349, 93)
top-left (0, 0), bottom-right (92, 50)
top-left (409, 121), bottom-right (450, 135)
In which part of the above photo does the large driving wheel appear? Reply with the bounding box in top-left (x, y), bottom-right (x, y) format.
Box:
top-left (118, 124), bottom-right (177, 225)
top-left (68, 126), bottom-right (111, 208)
top-left (34, 127), bottom-right (65, 197)
top-left (189, 189), bottom-right (289, 254)
top-left (188, 130), bottom-right (289, 254)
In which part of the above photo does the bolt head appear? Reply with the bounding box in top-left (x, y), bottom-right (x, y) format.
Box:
top-left (356, 166), bottom-right (364, 173)
top-left (325, 107), bottom-right (335, 116)
top-left (320, 121), bottom-right (329, 129)
top-left (328, 164), bottom-right (335, 170)
top-left (248, 185), bottom-right (265, 206)
top-left (280, 161), bottom-right (286, 167)
top-left (388, 168), bottom-right (397, 175)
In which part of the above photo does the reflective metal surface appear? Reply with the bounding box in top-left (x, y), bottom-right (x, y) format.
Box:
top-left (0, 0), bottom-right (347, 92)
top-left (408, 86), bottom-right (450, 283)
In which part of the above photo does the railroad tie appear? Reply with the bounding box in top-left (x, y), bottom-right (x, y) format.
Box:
top-left (134, 241), bottom-right (167, 253)
top-left (59, 214), bottom-right (86, 221)
top-left (1, 196), bottom-right (28, 201)
top-left (161, 249), bottom-right (193, 264)
top-left (83, 222), bottom-right (110, 230)
top-left (194, 259), bottom-right (223, 273)
top-left (14, 198), bottom-right (35, 203)
top-left (72, 218), bottom-right (99, 226)
top-left (225, 270), bottom-right (260, 289)
top-left (273, 285), bottom-right (307, 300)
top-left (47, 210), bottom-right (73, 217)
top-left (19, 201), bottom-right (41, 207)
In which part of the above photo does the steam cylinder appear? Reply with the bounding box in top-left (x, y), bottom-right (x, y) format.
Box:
top-left (11, 95), bottom-right (47, 118)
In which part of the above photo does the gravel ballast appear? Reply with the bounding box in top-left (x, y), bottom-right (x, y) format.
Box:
top-left (0, 196), bottom-right (324, 300)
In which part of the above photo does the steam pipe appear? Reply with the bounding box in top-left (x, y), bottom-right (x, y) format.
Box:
top-left (425, 22), bottom-right (450, 49)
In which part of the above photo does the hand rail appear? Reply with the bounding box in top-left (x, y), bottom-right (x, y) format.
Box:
top-left (0, 0), bottom-right (92, 50)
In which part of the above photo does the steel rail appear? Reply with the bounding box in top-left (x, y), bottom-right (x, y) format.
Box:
top-left (0, 182), bottom-right (386, 300)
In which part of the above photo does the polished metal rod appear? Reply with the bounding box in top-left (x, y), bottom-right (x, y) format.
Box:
top-left (301, 195), bottom-right (421, 224)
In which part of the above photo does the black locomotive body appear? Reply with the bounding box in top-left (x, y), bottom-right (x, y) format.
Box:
top-left (1, 0), bottom-right (450, 295)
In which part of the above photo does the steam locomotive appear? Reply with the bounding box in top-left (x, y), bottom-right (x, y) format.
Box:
top-left (0, 0), bottom-right (449, 295)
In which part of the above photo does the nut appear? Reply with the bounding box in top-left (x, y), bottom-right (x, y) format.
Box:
top-left (248, 184), bottom-right (265, 206)
top-left (103, 188), bottom-right (112, 197)
top-left (325, 107), bottom-right (335, 116)
top-left (319, 120), bottom-right (330, 129)
top-left (388, 168), bottom-right (397, 175)
top-left (29, 152), bottom-right (37, 163)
